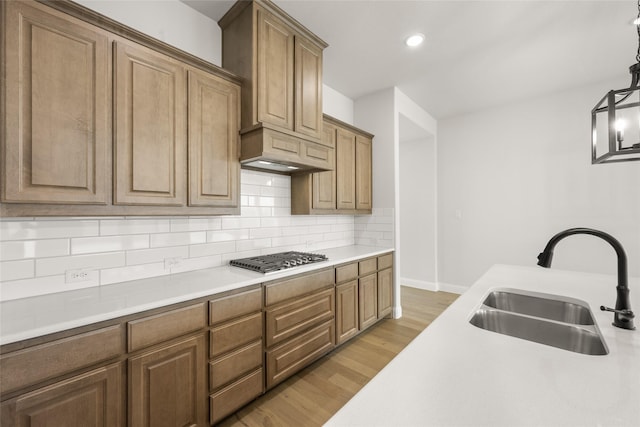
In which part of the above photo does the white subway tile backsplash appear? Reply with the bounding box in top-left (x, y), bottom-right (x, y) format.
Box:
top-left (150, 232), bottom-right (207, 248)
top-left (0, 170), bottom-right (392, 300)
top-left (100, 262), bottom-right (166, 286)
top-left (0, 220), bottom-right (98, 241)
top-left (221, 217), bottom-right (261, 229)
top-left (37, 252), bottom-right (125, 276)
top-left (72, 235), bottom-right (149, 254)
top-left (236, 238), bottom-right (272, 252)
top-left (0, 275), bottom-right (97, 301)
top-left (189, 241), bottom-right (236, 258)
top-left (1, 239), bottom-right (70, 261)
top-left (170, 217), bottom-right (222, 232)
top-left (126, 246), bottom-right (189, 266)
top-left (100, 219), bottom-right (170, 235)
top-left (0, 260), bottom-right (35, 282)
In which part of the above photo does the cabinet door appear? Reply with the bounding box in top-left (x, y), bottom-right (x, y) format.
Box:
top-left (377, 268), bottom-right (393, 319)
top-left (2, 1), bottom-right (110, 205)
top-left (187, 69), bottom-right (240, 208)
top-left (359, 273), bottom-right (378, 331)
top-left (336, 280), bottom-right (358, 345)
top-left (257, 9), bottom-right (294, 131)
top-left (336, 128), bottom-right (356, 210)
top-left (312, 122), bottom-right (337, 210)
top-left (114, 41), bottom-right (186, 206)
top-left (1, 363), bottom-right (123, 427)
top-left (355, 135), bottom-right (373, 211)
top-left (294, 37), bottom-right (323, 140)
top-left (129, 334), bottom-right (207, 427)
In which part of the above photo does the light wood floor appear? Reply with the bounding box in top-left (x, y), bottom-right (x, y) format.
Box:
top-left (218, 286), bottom-right (459, 427)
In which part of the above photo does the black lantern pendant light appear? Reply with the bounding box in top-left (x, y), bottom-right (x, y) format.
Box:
top-left (591, 1), bottom-right (640, 164)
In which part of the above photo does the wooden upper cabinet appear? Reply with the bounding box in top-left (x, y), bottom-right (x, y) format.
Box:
top-left (291, 115), bottom-right (373, 215)
top-left (355, 135), bottom-right (373, 211)
top-left (312, 123), bottom-right (337, 210)
top-left (257, 8), bottom-right (295, 131)
top-left (114, 41), bottom-right (187, 207)
top-left (336, 128), bottom-right (356, 210)
top-left (188, 69), bottom-right (240, 208)
top-left (294, 37), bottom-right (323, 139)
top-left (2, 0), bottom-right (110, 205)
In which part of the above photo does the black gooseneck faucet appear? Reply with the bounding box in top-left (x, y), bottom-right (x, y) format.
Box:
top-left (537, 227), bottom-right (635, 330)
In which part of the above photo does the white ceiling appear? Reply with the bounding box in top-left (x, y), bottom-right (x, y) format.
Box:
top-left (182, 0), bottom-right (638, 119)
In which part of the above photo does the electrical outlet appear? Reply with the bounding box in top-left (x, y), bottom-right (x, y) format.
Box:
top-left (65, 268), bottom-right (96, 284)
top-left (164, 257), bottom-right (183, 270)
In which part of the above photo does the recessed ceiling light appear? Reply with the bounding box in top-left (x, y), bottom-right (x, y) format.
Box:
top-left (405, 33), bottom-right (425, 47)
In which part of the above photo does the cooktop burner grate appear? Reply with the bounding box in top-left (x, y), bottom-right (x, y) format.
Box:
top-left (229, 251), bottom-right (328, 273)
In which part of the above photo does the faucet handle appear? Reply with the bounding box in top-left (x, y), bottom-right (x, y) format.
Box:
top-left (600, 306), bottom-right (636, 330)
top-left (600, 306), bottom-right (635, 317)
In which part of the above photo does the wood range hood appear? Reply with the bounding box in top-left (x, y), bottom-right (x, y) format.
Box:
top-left (220, 0), bottom-right (333, 175)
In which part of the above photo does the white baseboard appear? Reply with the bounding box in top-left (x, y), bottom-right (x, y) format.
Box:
top-left (400, 278), bottom-right (438, 291)
top-left (437, 282), bottom-right (469, 295)
top-left (401, 278), bottom-right (468, 295)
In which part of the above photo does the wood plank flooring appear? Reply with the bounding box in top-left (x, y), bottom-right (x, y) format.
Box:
top-left (218, 286), bottom-right (459, 427)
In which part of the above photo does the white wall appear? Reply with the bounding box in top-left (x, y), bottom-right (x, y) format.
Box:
top-left (438, 78), bottom-right (640, 289)
top-left (76, 0), bottom-right (222, 65)
top-left (399, 135), bottom-right (437, 289)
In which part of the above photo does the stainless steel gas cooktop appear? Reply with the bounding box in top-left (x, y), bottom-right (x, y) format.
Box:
top-left (229, 251), bottom-right (328, 274)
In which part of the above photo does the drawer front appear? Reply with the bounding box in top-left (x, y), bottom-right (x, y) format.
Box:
top-left (210, 369), bottom-right (263, 425)
top-left (265, 288), bottom-right (334, 348)
top-left (209, 341), bottom-right (262, 391)
top-left (335, 262), bottom-right (358, 284)
top-left (265, 268), bottom-right (334, 306)
top-left (0, 325), bottom-right (125, 395)
top-left (128, 303), bottom-right (206, 352)
top-left (358, 258), bottom-right (377, 276)
top-left (377, 253), bottom-right (393, 270)
top-left (210, 312), bottom-right (262, 358)
top-left (265, 320), bottom-right (334, 390)
top-left (209, 287), bottom-right (262, 326)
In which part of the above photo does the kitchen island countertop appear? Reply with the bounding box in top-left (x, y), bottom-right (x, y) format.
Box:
top-left (0, 245), bottom-right (393, 346)
top-left (326, 264), bottom-right (640, 427)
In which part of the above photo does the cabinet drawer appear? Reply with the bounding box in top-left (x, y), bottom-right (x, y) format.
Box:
top-left (127, 303), bottom-right (206, 352)
top-left (210, 312), bottom-right (262, 358)
top-left (210, 369), bottom-right (263, 425)
top-left (0, 325), bottom-right (125, 395)
top-left (265, 288), bottom-right (334, 347)
top-left (209, 287), bottom-right (262, 326)
top-left (378, 253), bottom-right (393, 270)
top-left (0, 362), bottom-right (124, 427)
top-left (209, 341), bottom-right (262, 391)
top-left (335, 262), bottom-right (358, 284)
top-left (265, 320), bottom-right (334, 390)
top-left (359, 258), bottom-right (377, 276)
top-left (265, 268), bottom-right (334, 306)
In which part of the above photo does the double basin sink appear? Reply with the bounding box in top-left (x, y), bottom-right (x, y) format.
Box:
top-left (470, 289), bottom-right (608, 355)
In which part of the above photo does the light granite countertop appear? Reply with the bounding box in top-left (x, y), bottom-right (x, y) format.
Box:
top-left (0, 245), bottom-right (393, 346)
top-left (326, 264), bottom-right (640, 427)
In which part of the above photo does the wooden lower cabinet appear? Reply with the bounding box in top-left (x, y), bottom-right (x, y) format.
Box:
top-left (0, 362), bottom-right (124, 427)
top-left (128, 334), bottom-right (207, 427)
top-left (210, 369), bottom-right (263, 425)
top-left (335, 280), bottom-right (358, 345)
top-left (359, 274), bottom-right (378, 331)
top-left (208, 287), bottom-right (263, 425)
top-left (378, 267), bottom-right (393, 319)
top-left (265, 320), bottom-right (335, 389)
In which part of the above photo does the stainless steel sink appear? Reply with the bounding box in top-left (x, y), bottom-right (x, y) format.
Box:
top-left (482, 289), bottom-right (595, 325)
top-left (470, 289), bottom-right (608, 355)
